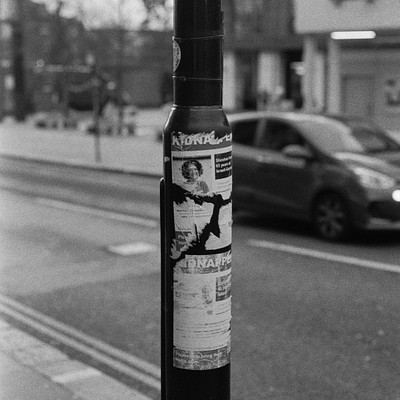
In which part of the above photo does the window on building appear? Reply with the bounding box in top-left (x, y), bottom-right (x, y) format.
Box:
top-left (237, 51), bottom-right (258, 110)
top-left (0, 24), bottom-right (13, 40)
top-left (235, 0), bottom-right (264, 36)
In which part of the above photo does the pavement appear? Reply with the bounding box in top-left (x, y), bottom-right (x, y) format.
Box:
top-left (0, 108), bottom-right (165, 177)
top-left (1, 109), bottom-right (400, 399)
top-left (0, 317), bottom-right (155, 400)
top-left (0, 109), bottom-right (166, 399)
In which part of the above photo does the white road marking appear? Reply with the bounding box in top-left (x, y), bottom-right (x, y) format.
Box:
top-left (53, 367), bottom-right (102, 383)
top-left (35, 198), bottom-right (158, 228)
top-left (0, 293), bottom-right (161, 390)
top-left (248, 239), bottom-right (400, 274)
top-left (107, 242), bottom-right (157, 256)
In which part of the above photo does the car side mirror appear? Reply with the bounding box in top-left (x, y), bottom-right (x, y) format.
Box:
top-left (282, 144), bottom-right (314, 160)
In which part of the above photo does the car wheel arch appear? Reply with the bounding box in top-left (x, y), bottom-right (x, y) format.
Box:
top-left (310, 189), bottom-right (354, 241)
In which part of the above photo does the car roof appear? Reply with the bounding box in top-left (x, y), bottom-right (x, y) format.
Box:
top-left (226, 110), bottom-right (330, 124)
top-left (225, 111), bottom-right (379, 128)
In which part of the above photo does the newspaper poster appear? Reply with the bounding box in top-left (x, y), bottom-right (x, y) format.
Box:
top-left (170, 129), bottom-right (232, 370)
top-left (173, 250), bottom-right (232, 370)
top-left (170, 130), bottom-right (232, 254)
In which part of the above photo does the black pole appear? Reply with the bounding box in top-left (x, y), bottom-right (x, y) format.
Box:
top-left (161, 1), bottom-right (232, 399)
top-left (12, 0), bottom-right (26, 121)
top-left (91, 64), bottom-right (101, 163)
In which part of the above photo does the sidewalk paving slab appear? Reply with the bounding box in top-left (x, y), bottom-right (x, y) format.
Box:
top-left (0, 352), bottom-right (77, 400)
top-left (0, 318), bottom-right (154, 400)
top-left (0, 115), bottom-right (163, 399)
top-left (0, 120), bottom-right (163, 177)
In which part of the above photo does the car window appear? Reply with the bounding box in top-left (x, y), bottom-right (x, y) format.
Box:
top-left (297, 119), bottom-right (363, 153)
top-left (259, 120), bottom-right (305, 152)
top-left (349, 122), bottom-right (400, 153)
top-left (231, 119), bottom-right (258, 146)
top-left (298, 118), bottom-right (400, 154)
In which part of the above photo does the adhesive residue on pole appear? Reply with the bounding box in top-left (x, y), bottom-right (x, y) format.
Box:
top-left (173, 40), bottom-right (181, 72)
top-left (170, 129), bottom-right (232, 370)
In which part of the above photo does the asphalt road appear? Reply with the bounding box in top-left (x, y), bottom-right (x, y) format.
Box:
top-left (1, 157), bottom-right (400, 400)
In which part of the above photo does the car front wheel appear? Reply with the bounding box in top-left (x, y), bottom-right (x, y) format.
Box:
top-left (312, 193), bottom-right (353, 241)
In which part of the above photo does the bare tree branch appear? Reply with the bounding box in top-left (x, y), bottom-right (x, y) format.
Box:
top-left (33, 0), bottom-right (172, 30)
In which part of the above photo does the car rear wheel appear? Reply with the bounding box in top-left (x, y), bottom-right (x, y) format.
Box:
top-left (312, 193), bottom-right (353, 241)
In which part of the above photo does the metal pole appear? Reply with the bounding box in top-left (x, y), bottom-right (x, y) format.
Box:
top-left (116, 0), bottom-right (125, 136)
top-left (11, 0), bottom-right (26, 121)
top-left (0, 9), bottom-right (4, 121)
top-left (161, 1), bottom-right (232, 399)
top-left (91, 64), bottom-right (101, 163)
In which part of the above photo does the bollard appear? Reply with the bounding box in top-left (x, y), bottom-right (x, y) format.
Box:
top-left (160, 0), bottom-right (232, 399)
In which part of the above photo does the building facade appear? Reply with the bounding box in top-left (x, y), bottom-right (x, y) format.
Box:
top-left (294, 0), bottom-right (400, 131)
top-left (0, 0), bottom-right (88, 117)
top-left (90, 29), bottom-right (172, 107)
top-left (7, 0), bottom-right (399, 127)
top-left (1, 0), bottom-right (303, 117)
top-left (0, 0), bottom-right (173, 119)
top-left (222, 0), bottom-right (303, 111)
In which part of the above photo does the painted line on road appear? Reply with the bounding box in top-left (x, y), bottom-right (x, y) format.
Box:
top-left (0, 319), bottom-right (154, 400)
top-left (0, 293), bottom-right (161, 379)
top-left (53, 367), bottom-right (102, 384)
top-left (0, 293), bottom-right (161, 391)
top-left (35, 198), bottom-right (158, 228)
top-left (107, 242), bottom-right (158, 256)
top-left (248, 239), bottom-right (400, 274)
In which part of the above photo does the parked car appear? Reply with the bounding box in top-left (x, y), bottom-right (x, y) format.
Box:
top-left (229, 111), bottom-right (400, 241)
top-left (388, 130), bottom-right (400, 144)
top-left (82, 104), bottom-right (137, 136)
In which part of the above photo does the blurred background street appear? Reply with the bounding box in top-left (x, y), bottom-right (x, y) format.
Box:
top-left (1, 1), bottom-right (400, 399)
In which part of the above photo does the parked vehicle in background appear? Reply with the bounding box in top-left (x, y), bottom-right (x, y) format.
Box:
top-left (388, 130), bottom-right (400, 144)
top-left (229, 111), bottom-right (400, 241)
top-left (82, 104), bottom-right (137, 136)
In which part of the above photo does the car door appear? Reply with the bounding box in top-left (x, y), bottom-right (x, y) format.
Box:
top-left (252, 118), bottom-right (317, 216)
top-left (231, 117), bottom-right (268, 208)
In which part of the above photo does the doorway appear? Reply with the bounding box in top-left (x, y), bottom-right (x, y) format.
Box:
top-left (342, 75), bottom-right (374, 117)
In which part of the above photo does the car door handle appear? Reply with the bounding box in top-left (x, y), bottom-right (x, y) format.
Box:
top-left (256, 155), bottom-right (273, 164)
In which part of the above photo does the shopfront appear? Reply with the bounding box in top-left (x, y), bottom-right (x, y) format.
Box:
top-left (294, 0), bottom-right (400, 131)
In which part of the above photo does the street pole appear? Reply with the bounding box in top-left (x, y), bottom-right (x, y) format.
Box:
top-left (87, 53), bottom-right (101, 163)
top-left (161, 1), bottom-right (232, 399)
top-left (12, 0), bottom-right (26, 121)
top-left (0, 3), bottom-right (5, 121)
top-left (92, 73), bottom-right (101, 163)
top-left (116, 0), bottom-right (126, 136)
top-left (1, 0), bottom-right (26, 121)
